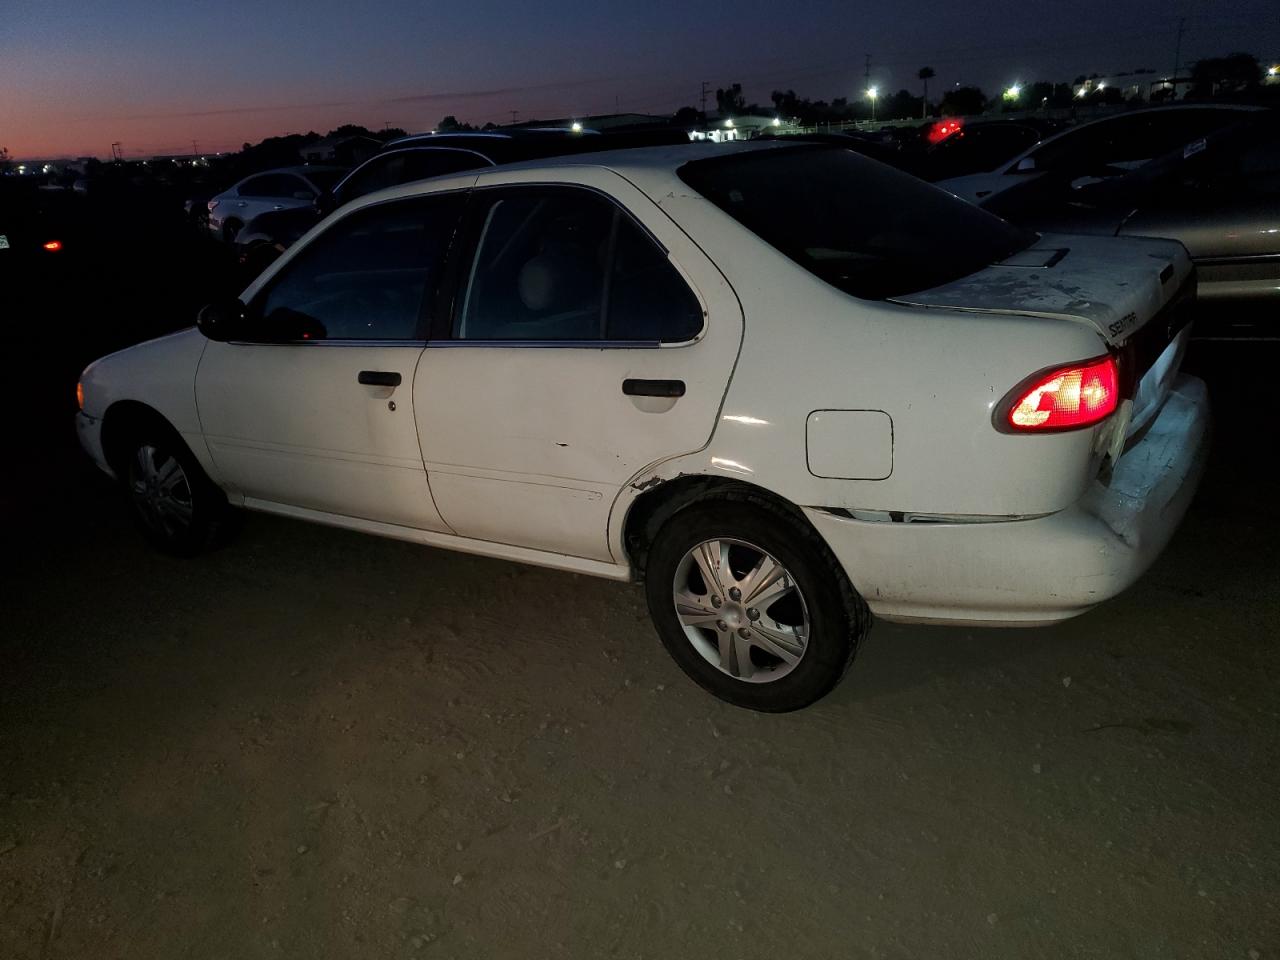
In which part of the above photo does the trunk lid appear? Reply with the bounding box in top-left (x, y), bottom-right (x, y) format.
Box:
top-left (889, 233), bottom-right (1197, 435)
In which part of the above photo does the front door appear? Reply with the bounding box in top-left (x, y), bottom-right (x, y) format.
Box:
top-left (413, 172), bottom-right (743, 562)
top-left (196, 192), bottom-right (467, 531)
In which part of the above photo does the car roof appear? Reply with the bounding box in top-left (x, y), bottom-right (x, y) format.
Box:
top-left (466, 140), bottom-right (804, 194)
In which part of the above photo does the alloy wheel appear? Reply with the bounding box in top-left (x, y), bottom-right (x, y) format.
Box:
top-left (671, 537), bottom-right (810, 683)
top-left (129, 444), bottom-right (194, 539)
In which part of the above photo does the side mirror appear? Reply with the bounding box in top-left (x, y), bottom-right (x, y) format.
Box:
top-left (196, 298), bottom-right (248, 342)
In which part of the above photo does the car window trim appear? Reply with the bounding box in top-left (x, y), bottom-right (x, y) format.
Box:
top-left (243, 190), bottom-right (469, 345)
top-left (433, 181), bottom-right (699, 348)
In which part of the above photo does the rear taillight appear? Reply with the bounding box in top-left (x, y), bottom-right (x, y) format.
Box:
top-left (1001, 356), bottom-right (1120, 432)
top-left (927, 118), bottom-right (963, 144)
top-left (43, 240), bottom-right (62, 251)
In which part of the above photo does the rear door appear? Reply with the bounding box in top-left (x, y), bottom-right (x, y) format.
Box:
top-left (413, 169), bottom-right (743, 562)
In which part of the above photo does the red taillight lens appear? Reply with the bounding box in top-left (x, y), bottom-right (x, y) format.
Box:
top-left (927, 119), bottom-right (963, 144)
top-left (1004, 356), bottom-right (1120, 432)
top-left (43, 240), bottom-right (63, 251)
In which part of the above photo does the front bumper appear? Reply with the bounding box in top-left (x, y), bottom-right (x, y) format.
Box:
top-left (806, 374), bottom-right (1210, 626)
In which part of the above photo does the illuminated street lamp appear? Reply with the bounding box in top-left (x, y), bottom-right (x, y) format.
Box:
top-left (571, 121), bottom-right (583, 133)
top-left (867, 85), bottom-right (878, 121)
top-left (1003, 83), bottom-right (1022, 102)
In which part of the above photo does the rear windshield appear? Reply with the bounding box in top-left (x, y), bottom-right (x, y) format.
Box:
top-left (678, 145), bottom-right (1036, 299)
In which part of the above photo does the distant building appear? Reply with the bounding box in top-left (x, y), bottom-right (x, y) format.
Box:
top-left (1073, 73), bottom-right (1191, 102)
top-left (301, 134), bottom-right (382, 165)
top-left (688, 114), bottom-right (789, 142)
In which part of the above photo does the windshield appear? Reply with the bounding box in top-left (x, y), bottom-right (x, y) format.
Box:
top-left (678, 145), bottom-right (1036, 299)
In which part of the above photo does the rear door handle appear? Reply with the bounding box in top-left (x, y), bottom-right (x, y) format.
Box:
top-left (622, 378), bottom-right (685, 398)
top-left (358, 370), bottom-right (402, 387)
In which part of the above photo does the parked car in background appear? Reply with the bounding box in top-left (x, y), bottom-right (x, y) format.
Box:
top-left (233, 128), bottom-right (689, 276)
top-left (980, 110), bottom-right (1279, 325)
top-left (0, 183), bottom-right (82, 280)
top-left (76, 142), bottom-right (1208, 711)
top-left (206, 166), bottom-right (346, 242)
top-left (916, 117), bottom-right (1064, 182)
top-left (938, 105), bottom-right (1264, 203)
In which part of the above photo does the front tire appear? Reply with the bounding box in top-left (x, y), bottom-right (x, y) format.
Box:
top-left (123, 430), bottom-right (226, 557)
top-left (644, 499), bottom-right (870, 712)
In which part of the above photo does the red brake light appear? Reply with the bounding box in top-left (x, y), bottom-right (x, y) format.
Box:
top-left (927, 119), bottom-right (964, 144)
top-left (1003, 356), bottom-right (1120, 432)
top-left (43, 240), bottom-right (63, 251)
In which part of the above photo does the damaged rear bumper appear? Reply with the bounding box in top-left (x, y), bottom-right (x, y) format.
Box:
top-left (805, 374), bottom-right (1210, 626)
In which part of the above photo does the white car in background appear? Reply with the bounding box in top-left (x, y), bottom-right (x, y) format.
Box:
top-left (206, 165), bottom-right (346, 242)
top-left (76, 142), bottom-right (1209, 711)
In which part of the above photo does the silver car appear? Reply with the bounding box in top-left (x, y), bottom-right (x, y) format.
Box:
top-left (206, 165), bottom-right (346, 243)
top-left (979, 110), bottom-right (1279, 328)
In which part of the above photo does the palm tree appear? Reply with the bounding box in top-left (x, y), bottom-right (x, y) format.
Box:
top-left (918, 67), bottom-right (936, 118)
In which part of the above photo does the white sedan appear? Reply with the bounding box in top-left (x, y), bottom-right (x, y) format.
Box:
top-left (206, 165), bottom-right (347, 242)
top-left (76, 142), bottom-right (1209, 711)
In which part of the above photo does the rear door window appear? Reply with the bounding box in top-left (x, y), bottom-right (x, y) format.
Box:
top-left (238, 174), bottom-right (299, 198)
top-left (454, 187), bottom-right (702, 343)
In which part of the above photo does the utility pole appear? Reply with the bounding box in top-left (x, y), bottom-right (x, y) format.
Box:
top-left (700, 80), bottom-right (710, 120)
top-left (1171, 17), bottom-right (1186, 99)
top-left (864, 53), bottom-right (871, 87)
top-left (509, 109), bottom-right (519, 124)
top-left (191, 139), bottom-right (198, 158)
top-left (111, 142), bottom-right (122, 162)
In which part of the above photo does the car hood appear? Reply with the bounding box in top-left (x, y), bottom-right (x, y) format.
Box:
top-left (888, 233), bottom-right (1192, 349)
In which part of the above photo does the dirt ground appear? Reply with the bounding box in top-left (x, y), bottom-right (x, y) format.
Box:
top-left (1, 337), bottom-right (1277, 959)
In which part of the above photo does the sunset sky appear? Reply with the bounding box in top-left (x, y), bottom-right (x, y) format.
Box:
top-left (3, 0), bottom-right (1276, 159)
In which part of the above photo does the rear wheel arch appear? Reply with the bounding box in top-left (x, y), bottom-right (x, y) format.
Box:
top-left (636, 483), bottom-right (873, 711)
top-left (622, 474), bottom-right (823, 579)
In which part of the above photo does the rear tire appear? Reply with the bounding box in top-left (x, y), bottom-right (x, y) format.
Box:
top-left (643, 498), bottom-right (870, 712)
top-left (121, 426), bottom-right (227, 557)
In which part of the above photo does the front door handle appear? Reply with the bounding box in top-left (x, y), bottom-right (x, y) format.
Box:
top-left (358, 370), bottom-right (402, 387)
top-left (622, 378), bottom-right (685, 398)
